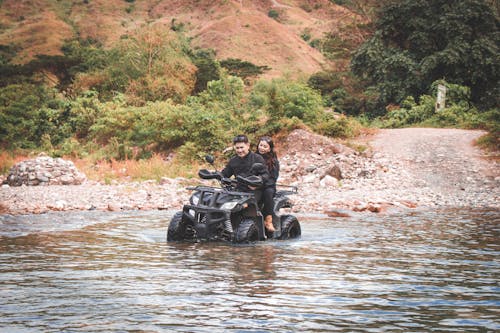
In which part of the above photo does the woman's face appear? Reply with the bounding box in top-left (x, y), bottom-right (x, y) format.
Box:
top-left (258, 140), bottom-right (271, 154)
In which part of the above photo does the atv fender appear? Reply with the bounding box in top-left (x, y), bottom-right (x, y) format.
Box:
top-left (273, 195), bottom-right (292, 212)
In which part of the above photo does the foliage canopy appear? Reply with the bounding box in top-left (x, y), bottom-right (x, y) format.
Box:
top-left (351, 0), bottom-right (499, 112)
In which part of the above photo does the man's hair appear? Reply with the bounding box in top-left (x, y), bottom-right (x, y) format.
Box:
top-left (233, 134), bottom-right (249, 144)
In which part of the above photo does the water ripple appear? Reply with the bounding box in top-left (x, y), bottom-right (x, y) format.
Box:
top-left (0, 208), bottom-right (499, 332)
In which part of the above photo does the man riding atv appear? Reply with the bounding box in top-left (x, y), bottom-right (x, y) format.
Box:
top-left (166, 135), bottom-right (301, 243)
top-left (220, 134), bottom-right (275, 233)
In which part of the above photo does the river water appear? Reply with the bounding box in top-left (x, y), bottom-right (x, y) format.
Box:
top-left (0, 208), bottom-right (498, 332)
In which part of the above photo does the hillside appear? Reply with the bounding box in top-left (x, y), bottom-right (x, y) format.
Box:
top-left (0, 0), bottom-right (363, 78)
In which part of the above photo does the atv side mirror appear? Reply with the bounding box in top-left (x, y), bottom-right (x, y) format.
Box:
top-left (205, 154), bottom-right (215, 165)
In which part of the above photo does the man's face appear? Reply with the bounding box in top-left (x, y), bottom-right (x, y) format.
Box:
top-left (234, 142), bottom-right (250, 158)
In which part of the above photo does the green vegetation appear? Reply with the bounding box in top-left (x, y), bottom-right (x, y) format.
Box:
top-left (373, 81), bottom-right (479, 128)
top-left (189, 49), bottom-right (221, 94)
top-left (0, 27), bottom-right (361, 166)
top-left (350, 0), bottom-right (499, 113)
top-left (1, 0), bottom-right (498, 178)
top-left (311, 0), bottom-right (498, 150)
top-left (219, 58), bottom-right (270, 82)
top-left (268, 9), bottom-right (279, 20)
top-left (371, 80), bottom-right (499, 151)
top-left (71, 26), bottom-right (196, 105)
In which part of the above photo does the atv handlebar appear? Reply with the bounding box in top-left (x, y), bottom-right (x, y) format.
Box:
top-left (198, 169), bottom-right (299, 194)
top-left (198, 169), bottom-right (222, 180)
top-left (198, 168), bottom-right (264, 190)
top-left (236, 175), bottom-right (263, 187)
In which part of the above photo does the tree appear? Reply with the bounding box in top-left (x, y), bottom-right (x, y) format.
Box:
top-left (351, 0), bottom-right (499, 112)
top-left (189, 48), bottom-right (221, 94)
top-left (0, 84), bottom-right (69, 149)
top-left (73, 25), bottom-right (197, 104)
top-left (219, 58), bottom-right (270, 82)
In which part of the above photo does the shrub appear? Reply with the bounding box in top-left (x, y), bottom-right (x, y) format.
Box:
top-left (194, 75), bottom-right (245, 118)
top-left (190, 48), bottom-right (221, 94)
top-left (315, 114), bottom-right (362, 138)
top-left (429, 80), bottom-right (471, 107)
top-left (475, 108), bottom-right (500, 151)
top-left (219, 58), bottom-right (270, 81)
top-left (308, 71), bottom-right (379, 116)
top-left (256, 116), bottom-right (308, 138)
top-left (300, 4), bottom-right (313, 12)
top-left (301, 29), bottom-right (312, 41)
top-left (376, 81), bottom-right (486, 129)
top-left (429, 105), bottom-right (478, 128)
top-left (0, 83), bottom-right (66, 149)
top-left (72, 25), bottom-right (196, 104)
top-left (268, 9), bottom-right (279, 19)
top-left (68, 90), bottom-right (111, 139)
top-left (250, 78), bottom-right (324, 125)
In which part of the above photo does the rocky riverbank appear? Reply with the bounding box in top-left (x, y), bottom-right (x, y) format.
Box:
top-left (1, 128), bottom-right (498, 216)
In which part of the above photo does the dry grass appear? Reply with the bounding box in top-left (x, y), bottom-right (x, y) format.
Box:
top-left (0, 10), bottom-right (74, 64)
top-left (0, 0), bottom-right (362, 75)
top-left (0, 151), bottom-right (30, 174)
top-left (72, 154), bottom-right (202, 183)
top-left (0, 150), bottom-right (203, 183)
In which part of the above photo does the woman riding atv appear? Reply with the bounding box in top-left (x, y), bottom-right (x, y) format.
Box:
top-left (221, 134), bottom-right (275, 233)
top-left (255, 136), bottom-right (280, 233)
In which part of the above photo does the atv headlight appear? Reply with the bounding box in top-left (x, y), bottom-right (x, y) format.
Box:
top-left (191, 194), bottom-right (200, 205)
top-left (220, 201), bottom-right (239, 210)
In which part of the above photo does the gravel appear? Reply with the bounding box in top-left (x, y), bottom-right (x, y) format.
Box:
top-left (1, 128), bottom-right (498, 215)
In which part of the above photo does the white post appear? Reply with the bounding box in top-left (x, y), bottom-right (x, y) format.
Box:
top-left (435, 84), bottom-right (446, 112)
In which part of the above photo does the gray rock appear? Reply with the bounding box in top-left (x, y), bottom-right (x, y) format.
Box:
top-left (6, 154), bottom-right (87, 186)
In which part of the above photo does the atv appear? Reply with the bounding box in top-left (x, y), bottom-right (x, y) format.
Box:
top-left (167, 156), bottom-right (301, 243)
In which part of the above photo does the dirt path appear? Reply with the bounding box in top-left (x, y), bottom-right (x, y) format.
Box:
top-left (271, 0), bottom-right (291, 8)
top-left (371, 128), bottom-right (495, 190)
top-left (369, 128), bottom-right (498, 206)
top-left (290, 128), bottom-right (500, 211)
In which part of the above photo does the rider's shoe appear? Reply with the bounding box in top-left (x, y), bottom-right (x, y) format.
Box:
top-left (264, 215), bottom-right (275, 233)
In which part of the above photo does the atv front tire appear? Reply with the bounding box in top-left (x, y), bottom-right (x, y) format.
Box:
top-left (167, 211), bottom-right (186, 241)
top-left (279, 215), bottom-right (301, 240)
top-left (234, 218), bottom-right (259, 243)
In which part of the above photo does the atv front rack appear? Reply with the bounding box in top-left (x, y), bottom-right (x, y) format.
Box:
top-left (275, 184), bottom-right (298, 196)
top-left (186, 185), bottom-right (256, 198)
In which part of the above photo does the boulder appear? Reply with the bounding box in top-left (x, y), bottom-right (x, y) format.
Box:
top-left (321, 164), bottom-right (342, 180)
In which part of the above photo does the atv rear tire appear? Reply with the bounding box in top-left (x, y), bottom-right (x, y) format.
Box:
top-left (279, 215), bottom-right (301, 240)
top-left (167, 211), bottom-right (186, 241)
top-left (234, 218), bottom-right (259, 243)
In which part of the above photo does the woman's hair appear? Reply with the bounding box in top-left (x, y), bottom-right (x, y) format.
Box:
top-left (257, 136), bottom-right (278, 170)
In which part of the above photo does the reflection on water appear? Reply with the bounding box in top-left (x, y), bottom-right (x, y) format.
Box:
top-left (0, 208), bottom-right (499, 332)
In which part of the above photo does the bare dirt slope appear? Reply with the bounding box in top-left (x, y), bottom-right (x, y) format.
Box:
top-left (0, 0), bottom-right (360, 77)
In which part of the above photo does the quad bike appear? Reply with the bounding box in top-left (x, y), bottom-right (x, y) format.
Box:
top-left (167, 156), bottom-right (301, 243)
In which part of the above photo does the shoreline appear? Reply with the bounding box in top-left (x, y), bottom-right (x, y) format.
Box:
top-left (1, 128), bottom-right (499, 216)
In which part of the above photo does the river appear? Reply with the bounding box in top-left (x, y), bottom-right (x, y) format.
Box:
top-left (0, 208), bottom-right (498, 332)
